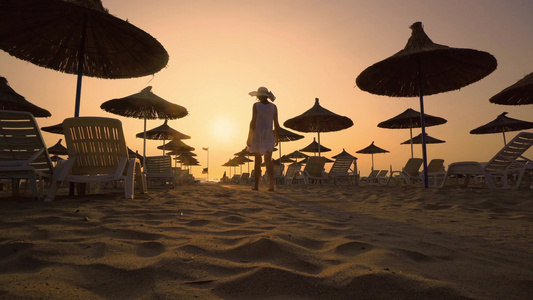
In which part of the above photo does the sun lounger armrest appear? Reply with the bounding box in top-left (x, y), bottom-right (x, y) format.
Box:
top-left (114, 157), bottom-right (128, 180)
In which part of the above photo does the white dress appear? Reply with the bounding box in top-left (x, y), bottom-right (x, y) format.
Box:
top-left (247, 102), bottom-right (276, 155)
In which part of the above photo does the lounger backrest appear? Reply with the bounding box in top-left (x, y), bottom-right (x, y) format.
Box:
top-left (403, 158), bottom-right (423, 176)
top-left (0, 110), bottom-right (53, 173)
top-left (367, 170), bottom-right (379, 178)
top-left (329, 157), bottom-right (354, 174)
top-left (145, 155), bottom-right (172, 174)
top-left (285, 163), bottom-right (302, 178)
top-left (377, 170), bottom-right (388, 177)
top-left (273, 163), bottom-right (284, 177)
top-left (62, 117), bottom-right (128, 175)
top-left (485, 132), bottom-right (533, 171)
top-left (304, 156), bottom-right (326, 177)
top-left (427, 159), bottom-right (444, 173)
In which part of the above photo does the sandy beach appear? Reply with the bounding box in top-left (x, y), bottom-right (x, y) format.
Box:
top-left (0, 183), bottom-right (532, 299)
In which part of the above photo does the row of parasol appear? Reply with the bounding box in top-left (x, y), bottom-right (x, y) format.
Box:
top-left (1, 2), bottom-right (532, 187)
top-left (0, 1), bottom-right (195, 166)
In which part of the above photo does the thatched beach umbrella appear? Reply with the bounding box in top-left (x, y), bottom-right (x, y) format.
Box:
top-left (284, 98), bottom-right (353, 156)
top-left (356, 141), bottom-right (390, 172)
top-left (286, 150), bottom-right (309, 163)
top-left (273, 155), bottom-right (295, 164)
top-left (277, 127), bottom-right (305, 160)
top-left (356, 21), bottom-right (497, 187)
top-left (234, 148), bottom-right (255, 172)
top-left (0, 0), bottom-right (169, 117)
top-left (102, 86), bottom-right (188, 166)
top-left (0, 76), bottom-right (51, 118)
top-left (300, 138), bottom-right (332, 155)
top-left (378, 108), bottom-right (447, 158)
top-left (233, 154), bottom-right (254, 174)
top-left (470, 112), bottom-right (533, 145)
top-left (159, 139), bottom-right (195, 152)
top-left (139, 120), bottom-right (191, 155)
top-left (401, 133), bottom-right (445, 145)
top-left (47, 139), bottom-right (68, 156)
top-left (489, 72), bottom-right (533, 106)
top-left (222, 158), bottom-right (239, 177)
top-left (332, 148), bottom-right (357, 159)
top-left (41, 123), bottom-right (64, 135)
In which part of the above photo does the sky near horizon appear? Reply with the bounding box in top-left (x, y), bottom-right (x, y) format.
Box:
top-left (2, 0), bottom-right (533, 179)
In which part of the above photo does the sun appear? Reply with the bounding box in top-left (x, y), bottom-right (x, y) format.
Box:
top-left (210, 116), bottom-right (238, 142)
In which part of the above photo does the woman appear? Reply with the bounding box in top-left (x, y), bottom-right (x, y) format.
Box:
top-left (246, 86), bottom-right (280, 191)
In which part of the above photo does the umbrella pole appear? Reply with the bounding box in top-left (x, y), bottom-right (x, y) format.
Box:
top-left (74, 15), bottom-right (88, 118)
top-left (409, 127), bottom-right (414, 158)
top-left (317, 131), bottom-right (321, 157)
top-left (143, 117), bottom-right (147, 168)
top-left (371, 153), bottom-right (374, 171)
top-left (503, 131), bottom-right (507, 145)
top-left (417, 59), bottom-right (429, 188)
top-left (162, 139), bottom-right (166, 156)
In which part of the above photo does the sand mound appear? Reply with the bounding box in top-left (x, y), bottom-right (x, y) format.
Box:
top-left (0, 183), bottom-right (531, 299)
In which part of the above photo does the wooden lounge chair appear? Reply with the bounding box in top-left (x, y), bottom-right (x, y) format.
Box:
top-left (425, 159), bottom-right (445, 187)
top-left (273, 163), bottom-right (285, 184)
top-left (443, 132), bottom-right (533, 189)
top-left (327, 156), bottom-right (355, 185)
top-left (359, 169), bottom-right (379, 184)
top-left (230, 174), bottom-right (241, 184)
top-left (388, 158), bottom-right (423, 185)
top-left (0, 110), bottom-right (54, 200)
top-left (284, 162), bottom-right (303, 184)
top-left (145, 155), bottom-right (175, 187)
top-left (373, 170), bottom-right (389, 185)
top-left (45, 117), bottom-right (146, 201)
top-left (301, 156), bottom-right (328, 184)
top-left (240, 172), bottom-right (250, 184)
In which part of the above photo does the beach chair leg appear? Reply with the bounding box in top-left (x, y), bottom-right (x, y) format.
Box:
top-left (28, 172), bottom-right (39, 201)
top-left (124, 159), bottom-right (136, 199)
top-left (45, 179), bottom-right (60, 202)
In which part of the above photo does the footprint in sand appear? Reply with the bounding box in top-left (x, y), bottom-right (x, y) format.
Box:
top-left (136, 242), bottom-right (165, 257)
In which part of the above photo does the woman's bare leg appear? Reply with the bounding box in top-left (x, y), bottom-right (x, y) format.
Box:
top-left (265, 151), bottom-right (274, 191)
top-left (253, 154), bottom-right (262, 190)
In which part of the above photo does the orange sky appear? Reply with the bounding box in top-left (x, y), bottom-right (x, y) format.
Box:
top-left (2, 0), bottom-right (533, 180)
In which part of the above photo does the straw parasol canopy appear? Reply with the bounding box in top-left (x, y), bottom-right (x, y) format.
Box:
top-left (234, 147), bottom-right (253, 157)
top-left (273, 155), bottom-right (295, 164)
top-left (489, 72), bottom-right (533, 106)
top-left (138, 120), bottom-right (190, 141)
top-left (277, 127), bottom-right (305, 160)
top-left (0, 0), bottom-right (169, 117)
top-left (300, 156), bottom-right (334, 164)
top-left (284, 98), bottom-right (353, 156)
top-left (159, 139), bottom-right (195, 152)
top-left (331, 148), bottom-right (357, 159)
top-left (300, 138), bottom-right (331, 155)
top-left (139, 120), bottom-right (191, 155)
top-left (401, 133), bottom-right (445, 145)
top-left (356, 141), bottom-right (390, 171)
top-left (41, 123), bottom-right (64, 135)
top-left (222, 158), bottom-right (239, 177)
top-left (0, 76), bottom-right (51, 117)
top-left (101, 87), bottom-right (188, 120)
top-left (470, 112), bottom-right (533, 145)
top-left (47, 139), bottom-right (68, 155)
top-left (378, 108), bottom-right (447, 158)
top-left (356, 21), bottom-right (497, 187)
top-left (127, 148), bottom-right (143, 164)
top-left (104, 86), bottom-right (188, 166)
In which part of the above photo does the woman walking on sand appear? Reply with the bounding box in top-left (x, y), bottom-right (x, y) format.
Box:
top-left (246, 86), bottom-right (280, 191)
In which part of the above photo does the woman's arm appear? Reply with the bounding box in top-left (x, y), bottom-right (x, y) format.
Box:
top-left (246, 103), bottom-right (257, 147)
top-left (273, 105), bottom-right (280, 146)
